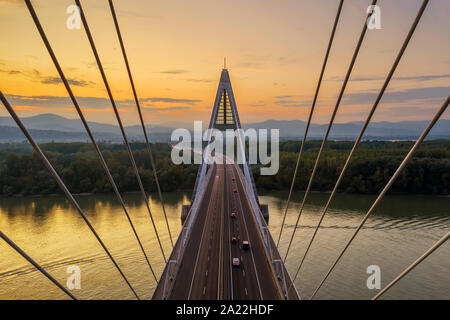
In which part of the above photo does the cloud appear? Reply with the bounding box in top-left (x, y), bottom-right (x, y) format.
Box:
top-left (237, 62), bottom-right (267, 71)
top-left (0, 0), bottom-right (24, 4)
top-left (246, 103), bottom-right (266, 107)
top-left (0, 69), bottom-right (21, 75)
top-left (6, 94), bottom-right (111, 110)
top-left (342, 86), bottom-right (450, 106)
top-left (326, 74), bottom-right (450, 83)
top-left (143, 106), bottom-right (191, 111)
top-left (274, 95), bottom-right (293, 99)
top-left (141, 97), bottom-right (201, 105)
top-left (5, 94), bottom-right (201, 110)
top-left (157, 69), bottom-right (190, 74)
top-left (0, 66), bottom-right (95, 87)
top-left (274, 98), bottom-right (311, 107)
top-left (183, 78), bottom-right (213, 83)
top-left (274, 99), bottom-right (297, 105)
top-left (279, 103), bottom-right (311, 108)
top-left (394, 74), bottom-right (450, 82)
top-left (40, 77), bottom-right (96, 88)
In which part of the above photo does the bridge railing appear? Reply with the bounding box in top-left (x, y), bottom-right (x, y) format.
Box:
top-left (156, 160), bottom-right (215, 299)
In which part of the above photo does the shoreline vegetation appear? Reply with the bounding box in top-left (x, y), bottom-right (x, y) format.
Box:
top-left (2, 190), bottom-right (449, 200)
top-left (0, 140), bottom-right (449, 197)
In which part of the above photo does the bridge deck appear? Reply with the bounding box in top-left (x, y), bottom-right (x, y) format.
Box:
top-left (153, 163), bottom-right (298, 300)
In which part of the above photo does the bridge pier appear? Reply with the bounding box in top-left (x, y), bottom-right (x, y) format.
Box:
top-left (153, 68), bottom-right (299, 300)
top-left (181, 204), bottom-right (191, 224)
top-left (260, 204), bottom-right (269, 221)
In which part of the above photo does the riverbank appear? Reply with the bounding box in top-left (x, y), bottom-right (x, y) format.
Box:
top-left (1, 191), bottom-right (448, 299)
top-left (1, 140), bottom-right (449, 196)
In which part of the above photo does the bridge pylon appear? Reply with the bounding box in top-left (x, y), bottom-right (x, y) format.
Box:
top-left (152, 68), bottom-right (299, 300)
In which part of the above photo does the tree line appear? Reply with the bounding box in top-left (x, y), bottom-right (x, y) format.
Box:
top-left (0, 142), bottom-right (198, 196)
top-left (0, 140), bottom-right (449, 196)
top-left (254, 140), bottom-right (450, 194)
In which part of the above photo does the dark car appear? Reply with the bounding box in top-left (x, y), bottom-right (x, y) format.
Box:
top-left (230, 212), bottom-right (237, 219)
top-left (231, 237), bottom-right (238, 244)
top-left (233, 188), bottom-right (238, 193)
top-left (242, 241), bottom-right (250, 250)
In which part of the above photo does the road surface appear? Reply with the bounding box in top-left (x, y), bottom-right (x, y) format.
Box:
top-left (168, 163), bottom-right (282, 299)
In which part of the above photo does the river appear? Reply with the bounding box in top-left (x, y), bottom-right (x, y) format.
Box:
top-left (0, 191), bottom-right (448, 300)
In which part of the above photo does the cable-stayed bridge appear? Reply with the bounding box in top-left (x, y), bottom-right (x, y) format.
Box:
top-left (152, 68), bottom-right (299, 300)
top-left (0, 0), bottom-right (448, 300)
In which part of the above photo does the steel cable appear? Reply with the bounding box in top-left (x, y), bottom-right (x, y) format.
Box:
top-left (0, 230), bottom-right (77, 300)
top-left (74, 0), bottom-right (167, 262)
top-left (310, 95), bottom-right (449, 299)
top-left (276, 0), bottom-right (344, 248)
top-left (108, 0), bottom-right (174, 248)
top-left (290, 0), bottom-right (430, 285)
top-left (0, 90), bottom-right (140, 299)
top-left (372, 231), bottom-right (449, 300)
top-left (23, 0), bottom-right (158, 283)
top-left (283, 0), bottom-right (378, 262)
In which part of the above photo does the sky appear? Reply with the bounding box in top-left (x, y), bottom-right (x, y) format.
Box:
top-left (0, 0), bottom-right (449, 128)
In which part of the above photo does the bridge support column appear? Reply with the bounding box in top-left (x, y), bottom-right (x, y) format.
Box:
top-left (260, 204), bottom-right (269, 221)
top-left (181, 204), bottom-right (191, 224)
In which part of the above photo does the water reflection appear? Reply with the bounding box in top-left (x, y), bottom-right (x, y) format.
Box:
top-left (259, 191), bottom-right (449, 300)
top-left (0, 191), bottom-right (449, 300)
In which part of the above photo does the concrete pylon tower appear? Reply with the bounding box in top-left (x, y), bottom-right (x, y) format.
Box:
top-left (202, 66), bottom-right (262, 208)
top-left (208, 67), bottom-right (242, 132)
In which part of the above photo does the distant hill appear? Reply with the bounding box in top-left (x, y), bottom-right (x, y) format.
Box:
top-left (0, 114), bottom-right (449, 142)
top-left (0, 113), bottom-right (174, 134)
top-left (0, 114), bottom-right (173, 142)
top-left (244, 119), bottom-right (450, 140)
top-left (0, 113), bottom-right (119, 134)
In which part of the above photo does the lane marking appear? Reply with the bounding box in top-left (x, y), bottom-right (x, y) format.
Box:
top-left (231, 165), bottom-right (264, 300)
top-left (217, 186), bottom-right (224, 300)
top-left (225, 165), bottom-right (234, 300)
top-left (188, 167), bottom-right (221, 299)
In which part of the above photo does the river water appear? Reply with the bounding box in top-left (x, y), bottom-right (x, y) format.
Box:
top-left (0, 191), bottom-right (448, 300)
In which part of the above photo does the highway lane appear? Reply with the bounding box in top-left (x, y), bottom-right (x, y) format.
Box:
top-left (166, 163), bottom-right (283, 300)
top-left (168, 165), bottom-right (218, 299)
top-left (188, 165), bottom-right (230, 299)
top-left (227, 165), bottom-right (262, 299)
top-left (231, 164), bottom-right (300, 300)
top-left (228, 164), bottom-right (282, 300)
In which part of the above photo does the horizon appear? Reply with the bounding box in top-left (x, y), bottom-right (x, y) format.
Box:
top-left (0, 0), bottom-right (449, 127)
top-left (3, 111), bottom-right (450, 128)
top-left (0, 0), bottom-right (449, 303)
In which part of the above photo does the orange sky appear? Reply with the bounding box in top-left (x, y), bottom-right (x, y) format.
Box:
top-left (1, 0), bottom-right (449, 127)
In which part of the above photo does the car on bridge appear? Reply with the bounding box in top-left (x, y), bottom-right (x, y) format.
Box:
top-left (231, 237), bottom-right (238, 244)
top-left (233, 188), bottom-right (238, 193)
top-left (242, 241), bottom-right (250, 250)
top-left (230, 212), bottom-right (237, 218)
top-left (232, 258), bottom-right (240, 267)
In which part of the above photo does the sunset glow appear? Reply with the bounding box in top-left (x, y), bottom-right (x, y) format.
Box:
top-left (1, 0), bottom-right (449, 127)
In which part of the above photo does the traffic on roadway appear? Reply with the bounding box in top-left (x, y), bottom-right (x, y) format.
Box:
top-left (166, 163), bottom-right (283, 300)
